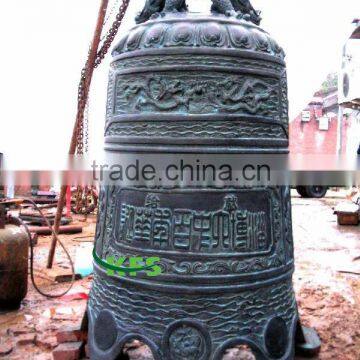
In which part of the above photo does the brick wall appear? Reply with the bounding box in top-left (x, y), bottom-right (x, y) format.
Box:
top-left (289, 103), bottom-right (349, 154)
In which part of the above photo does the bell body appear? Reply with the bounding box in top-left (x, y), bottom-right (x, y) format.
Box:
top-left (0, 224), bottom-right (29, 311)
top-left (88, 12), bottom-right (297, 360)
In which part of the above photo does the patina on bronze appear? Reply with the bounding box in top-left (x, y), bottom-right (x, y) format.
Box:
top-left (88, 1), bottom-right (320, 359)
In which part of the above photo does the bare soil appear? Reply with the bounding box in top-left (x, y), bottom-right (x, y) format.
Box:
top-left (0, 194), bottom-right (359, 359)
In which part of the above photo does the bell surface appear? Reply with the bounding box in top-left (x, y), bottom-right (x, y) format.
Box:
top-left (88, 9), bottom-right (299, 360)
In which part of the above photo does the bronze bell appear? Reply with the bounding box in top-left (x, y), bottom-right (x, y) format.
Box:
top-left (87, 1), bottom-right (320, 359)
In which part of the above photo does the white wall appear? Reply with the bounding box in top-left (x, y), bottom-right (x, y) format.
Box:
top-left (0, 0), bottom-right (359, 169)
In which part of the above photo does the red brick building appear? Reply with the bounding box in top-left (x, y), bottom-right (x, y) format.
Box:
top-left (289, 89), bottom-right (352, 154)
top-left (291, 20), bottom-right (360, 156)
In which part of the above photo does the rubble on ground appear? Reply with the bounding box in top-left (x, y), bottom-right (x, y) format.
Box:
top-left (0, 194), bottom-right (359, 359)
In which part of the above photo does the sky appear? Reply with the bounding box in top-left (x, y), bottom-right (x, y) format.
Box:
top-left (0, 0), bottom-right (359, 168)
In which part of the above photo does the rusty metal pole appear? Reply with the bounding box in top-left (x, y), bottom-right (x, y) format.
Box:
top-left (47, 0), bottom-right (110, 268)
top-left (66, 186), bottom-right (71, 218)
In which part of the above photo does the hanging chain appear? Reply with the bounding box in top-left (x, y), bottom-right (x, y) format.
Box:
top-left (76, 63), bottom-right (89, 155)
top-left (102, 0), bottom-right (122, 39)
top-left (95, 0), bottom-right (130, 68)
top-left (76, 0), bottom-right (131, 155)
top-left (83, 97), bottom-right (90, 154)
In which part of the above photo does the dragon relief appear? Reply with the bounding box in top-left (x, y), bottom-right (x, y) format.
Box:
top-left (136, 0), bottom-right (188, 24)
top-left (211, 0), bottom-right (261, 25)
top-left (114, 74), bottom-right (279, 117)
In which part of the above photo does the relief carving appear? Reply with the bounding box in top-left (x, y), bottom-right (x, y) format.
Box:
top-left (168, 325), bottom-right (206, 360)
top-left (112, 55), bottom-right (284, 73)
top-left (105, 120), bottom-right (287, 140)
top-left (113, 14), bottom-right (284, 58)
top-left (281, 70), bottom-right (290, 136)
top-left (116, 193), bottom-right (270, 253)
top-left (96, 187), bottom-right (290, 275)
top-left (114, 74), bottom-right (280, 117)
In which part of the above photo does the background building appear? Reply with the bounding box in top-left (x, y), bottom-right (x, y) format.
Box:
top-left (290, 20), bottom-right (360, 155)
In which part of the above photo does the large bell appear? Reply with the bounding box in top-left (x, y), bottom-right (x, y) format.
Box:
top-left (87, 1), bottom-right (319, 359)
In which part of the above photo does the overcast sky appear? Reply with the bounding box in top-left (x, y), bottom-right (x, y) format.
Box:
top-left (0, 0), bottom-right (359, 168)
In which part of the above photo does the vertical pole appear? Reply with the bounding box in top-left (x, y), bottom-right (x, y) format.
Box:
top-left (66, 186), bottom-right (71, 218)
top-left (0, 205), bottom-right (6, 230)
top-left (47, 0), bottom-right (110, 268)
top-left (337, 105), bottom-right (344, 154)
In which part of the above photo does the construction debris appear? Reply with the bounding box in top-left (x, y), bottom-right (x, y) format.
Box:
top-left (38, 268), bottom-right (82, 283)
top-left (30, 232), bottom-right (38, 246)
top-left (19, 208), bottom-right (71, 226)
top-left (16, 333), bottom-right (36, 346)
top-left (56, 326), bottom-right (87, 344)
top-left (53, 341), bottom-right (84, 360)
top-left (334, 202), bottom-right (360, 225)
top-left (0, 342), bottom-right (13, 357)
top-left (28, 225), bottom-right (83, 236)
top-left (30, 191), bottom-right (59, 205)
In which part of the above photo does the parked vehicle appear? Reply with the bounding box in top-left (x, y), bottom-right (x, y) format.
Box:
top-left (296, 186), bottom-right (328, 198)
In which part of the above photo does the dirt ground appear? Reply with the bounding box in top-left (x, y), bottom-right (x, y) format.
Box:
top-left (292, 192), bottom-right (360, 360)
top-left (0, 192), bottom-right (359, 360)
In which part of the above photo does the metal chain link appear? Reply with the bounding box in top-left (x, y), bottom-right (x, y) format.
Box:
top-left (84, 97), bottom-right (90, 153)
top-left (76, 0), bottom-right (131, 154)
top-left (95, 0), bottom-right (130, 68)
top-left (76, 64), bottom-right (88, 155)
top-left (101, 0), bottom-right (122, 40)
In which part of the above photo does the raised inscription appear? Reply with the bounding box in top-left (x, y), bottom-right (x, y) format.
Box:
top-left (114, 191), bottom-right (272, 254)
